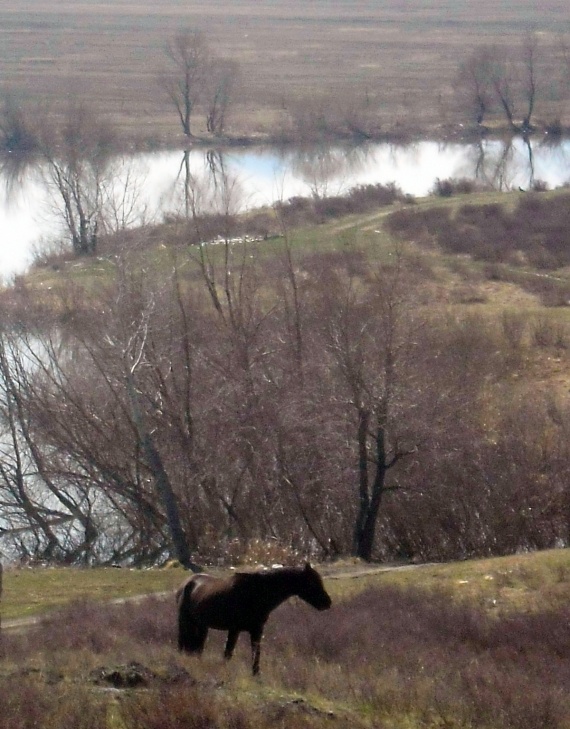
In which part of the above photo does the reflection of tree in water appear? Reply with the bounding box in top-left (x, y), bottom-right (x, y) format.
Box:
top-left (176, 149), bottom-right (193, 219)
top-left (477, 139), bottom-right (515, 191)
top-left (175, 148), bottom-right (242, 222)
top-left (205, 149), bottom-right (229, 193)
top-left (523, 136), bottom-right (535, 189)
top-left (463, 137), bottom-right (537, 191)
top-left (285, 143), bottom-right (372, 199)
top-left (175, 149), bottom-right (227, 217)
top-left (536, 135), bottom-right (570, 186)
top-left (0, 148), bottom-right (36, 205)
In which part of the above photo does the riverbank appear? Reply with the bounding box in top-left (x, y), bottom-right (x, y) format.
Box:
top-left (3, 135), bottom-right (570, 283)
top-left (126, 122), bottom-right (568, 156)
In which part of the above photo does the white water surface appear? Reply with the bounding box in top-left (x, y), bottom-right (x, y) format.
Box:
top-left (2, 137), bottom-right (570, 280)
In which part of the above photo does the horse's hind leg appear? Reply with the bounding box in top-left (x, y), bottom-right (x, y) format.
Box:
top-left (224, 629), bottom-right (239, 660)
top-left (178, 618), bottom-right (208, 654)
top-left (249, 626), bottom-right (263, 676)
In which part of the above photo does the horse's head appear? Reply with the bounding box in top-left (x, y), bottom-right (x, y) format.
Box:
top-left (296, 563), bottom-right (332, 611)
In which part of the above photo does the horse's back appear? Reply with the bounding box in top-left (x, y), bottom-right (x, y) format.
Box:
top-left (177, 571), bottom-right (260, 631)
top-left (177, 572), bottom-right (219, 606)
top-left (177, 572), bottom-right (232, 611)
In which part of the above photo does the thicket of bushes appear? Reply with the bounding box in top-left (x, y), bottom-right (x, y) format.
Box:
top-left (151, 182), bottom-right (404, 249)
top-left (277, 182), bottom-right (403, 225)
top-left (2, 238), bottom-right (570, 566)
top-left (386, 191), bottom-right (570, 272)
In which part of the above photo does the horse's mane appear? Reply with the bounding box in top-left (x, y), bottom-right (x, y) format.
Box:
top-left (233, 566), bottom-right (303, 583)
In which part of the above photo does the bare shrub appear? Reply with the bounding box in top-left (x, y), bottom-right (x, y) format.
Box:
top-left (387, 193), bottom-right (570, 270)
top-left (267, 585), bottom-right (570, 728)
top-left (223, 538), bottom-right (301, 567)
top-left (122, 687), bottom-right (236, 729)
top-left (122, 685), bottom-right (343, 729)
top-left (275, 183), bottom-right (401, 227)
top-left (432, 178), bottom-right (454, 197)
top-left (501, 310), bottom-right (527, 349)
top-left (346, 182), bottom-right (401, 209)
top-left (431, 177), bottom-right (485, 197)
top-left (284, 87), bottom-right (381, 142)
top-left (531, 179), bottom-right (549, 192)
top-left (527, 278), bottom-right (570, 307)
top-left (0, 679), bottom-right (105, 729)
top-left (531, 316), bottom-right (568, 348)
top-left (29, 596), bottom-right (176, 654)
top-left (451, 283), bottom-right (488, 304)
top-left (459, 662), bottom-right (567, 729)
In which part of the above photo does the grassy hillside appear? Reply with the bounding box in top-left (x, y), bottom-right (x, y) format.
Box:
top-left (18, 186), bottom-right (570, 335)
top-left (1, 564), bottom-right (186, 622)
top-left (1, 549), bottom-right (569, 729)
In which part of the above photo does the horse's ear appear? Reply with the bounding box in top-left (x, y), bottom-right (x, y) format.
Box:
top-left (304, 562), bottom-right (312, 571)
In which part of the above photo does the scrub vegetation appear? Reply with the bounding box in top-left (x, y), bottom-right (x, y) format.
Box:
top-left (1, 549), bottom-right (570, 729)
top-left (2, 181), bottom-right (570, 567)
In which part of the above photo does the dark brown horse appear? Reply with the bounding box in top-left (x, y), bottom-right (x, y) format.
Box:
top-left (176, 563), bottom-right (331, 675)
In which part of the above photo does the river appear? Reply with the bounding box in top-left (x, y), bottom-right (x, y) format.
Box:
top-left (2, 136), bottom-right (570, 281)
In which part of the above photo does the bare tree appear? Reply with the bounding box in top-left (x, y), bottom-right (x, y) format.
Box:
top-left (205, 59), bottom-right (240, 136)
top-left (486, 45), bottom-right (520, 132)
top-left (162, 30), bottom-right (209, 138)
top-left (161, 30), bottom-right (241, 139)
top-left (0, 94), bottom-right (38, 154)
top-left (520, 33), bottom-right (538, 133)
top-left (454, 46), bottom-right (496, 127)
top-left (0, 261), bottom-right (208, 567)
top-left (314, 250), bottom-right (422, 561)
top-left (455, 37), bottom-right (541, 133)
top-left (0, 328), bottom-right (100, 563)
top-left (39, 105), bottom-right (115, 256)
top-left (65, 264), bottom-right (205, 569)
top-left (484, 38), bottom-right (542, 133)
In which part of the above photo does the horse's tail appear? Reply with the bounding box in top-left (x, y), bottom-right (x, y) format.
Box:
top-left (177, 577), bottom-right (203, 653)
top-left (176, 576), bottom-right (196, 609)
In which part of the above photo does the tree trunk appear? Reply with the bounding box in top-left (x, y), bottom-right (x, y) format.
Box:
top-left (354, 416), bottom-right (391, 562)
top-left (352, 407), bottom-right (370, 555)
top-left (356, 424), bottom-right (387, 561)
top-left (125, 371), bottom-right (200, 571)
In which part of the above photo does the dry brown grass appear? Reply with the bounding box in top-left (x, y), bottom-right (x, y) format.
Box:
top-left (2, 0), bottom-right (570, 142)
top-left (2, 558), bottom-right (570, 729)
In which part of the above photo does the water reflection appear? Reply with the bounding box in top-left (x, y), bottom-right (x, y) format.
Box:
top-left (285, 144), bottom-right (372, 199)
top-left (0, 149), bottom-right (36, 203)
top-left (2, 136), bottom-right (570, 280)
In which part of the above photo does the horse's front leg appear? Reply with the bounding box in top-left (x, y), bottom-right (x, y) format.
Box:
top-left (249, 626), bottom-right (263, 676)
top-left (224, 629), bottom-right (239, 660)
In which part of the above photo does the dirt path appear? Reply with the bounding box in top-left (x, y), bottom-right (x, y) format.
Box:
top-left (0, 562), bottom-right (430, 633)
top-left (324, 194), bottom-right (466, 237)
top-left (1, 591), bottom-right (173, 633)
top-left (321, 562), bottom-right (433, 580)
